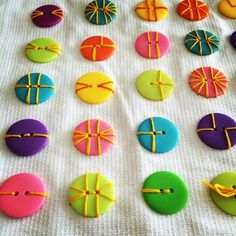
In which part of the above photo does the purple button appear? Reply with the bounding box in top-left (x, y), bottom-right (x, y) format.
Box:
top-left (5, 119), bottom-right (49, 156)
top-left (197, 113), bottom-right (236, 150)
top-left (230, 31), bottom-right (236, 49)
top-left (31, 5), bottom-right (64, 28)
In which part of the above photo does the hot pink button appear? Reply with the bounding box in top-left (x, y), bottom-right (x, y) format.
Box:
top-left (0, 173), bottom-right (47, 218)
top-left (135, 31), bottom-right (171, 59)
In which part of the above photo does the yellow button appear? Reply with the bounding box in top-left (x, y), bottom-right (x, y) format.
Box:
top-left (75, 72), bottom-right (114, 104)
top-left (218, 0), bottom-right (236, 19)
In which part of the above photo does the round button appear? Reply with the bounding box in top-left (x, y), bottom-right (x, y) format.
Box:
top-left (136, 70), bottom-right (174, 101)
top-left (76, 72), bottom-right (114, 104)
top-left (80, 36), bottom-right (116, 61)
top-left (135, 0), bottom-right (168, 21)
top-left (135, 31), bottom-right (170, 59)
top-left (218, 0), bottom-right (236, 19)
top-left (137, 117), bottom-right (179, 153)
top-left (15, 72), bottom-right (55, 105)
top-left (142, 171), bottom-right (189, 215)
top-left (184, 30), bottom-right (220, 56)
top-left (84, 0), bottom-right (117, 25)
top-left (177, 0), bottom-right (209, 21)
top-left (5, 119), bottom-right (49, 156)
top-left (31, 4), bottom-right (64, 28)
top-left (230, 31), bottom-right (236, 49)
top-left (73, 119), bottom-right (116, 156)
top-left (204, 172), bottom-right (236, 216)
top-left (25, 38), bottom-right (61, 63)
top-left (189, 67), bottom-right (228, 98)
top-left (197, 113), bottom-right (236, 150)
top-left (69, 173), bottom-right (115, 217)
top-left (0, 173), bottom-right (47, 218)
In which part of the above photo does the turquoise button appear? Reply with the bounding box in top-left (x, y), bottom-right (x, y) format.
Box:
top-left (137, 117), bottom-right (179, 153)
top-left (15, 72), bottom-right (55, 105)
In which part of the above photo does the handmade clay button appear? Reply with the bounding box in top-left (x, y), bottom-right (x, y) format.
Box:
top-left (76, 72), bottom-right (114, 104)
top-left (197, 113), bottom-right (236, 150)
top-left (69, 173), bottom-right (115, 217)
top-left (0, 173), bottom-right (47, 218)
top-left (31, 5), bottom-right (64, 27)
top-left (25, 38), bottom-right (61, 63)
top-left (80, 36), bottom-right (116, 61)
top-left (5, 119), bottom-right (49, 156)
top-left (218, 0), bottom-right (236, 19)
top-left (189, 67), bottom-right (228, 98)
top-left (15, 72), bottom-right (55, 105)
top-left (230, 31), bottom-right (236, 49)
top-left (177, 0), bottom-right (209, 21)
top-left (136, 70), bottom-right (174, 101)
top-left (73, 119), bottom-right (116, 156)
top-left (142, 171), bottom-right (189, 215)
top-left (135, 31), bottom-right (170, 59)
top-left (137, 117), bottom-right (179, 153)
top-left (135, 0), bottom-right (168, 21)
top-left (203, 172), bottom-right (236, 216)
top-left (85, 0), bottom-right (117, 25)
top-left (184, 30), bottom-right (220, 56)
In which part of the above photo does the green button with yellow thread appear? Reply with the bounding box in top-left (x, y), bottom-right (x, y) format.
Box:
top-left (25, 38), bottom-right (61, 63)
top-left (142, 171), bottom-right (189, 215)
top-left (136, 70), bottom-right (174, 101)
top-left (68, 173), bottom-right (115, 218)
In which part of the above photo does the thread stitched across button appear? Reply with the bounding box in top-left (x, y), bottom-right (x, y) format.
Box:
top-left (76, 81), bottom-right (114, 93)
top-left (147, 31), bottom-right (160, 59)
top-left (0, 191), bottom-right (48, 197)
top-left (26, 43), bottom-right (61, 55)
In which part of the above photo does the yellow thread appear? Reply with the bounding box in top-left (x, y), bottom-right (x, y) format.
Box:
top-left (142, 188), bottom-right (171, 193)
top-left (97, 120), bottom-right (101, 155)
top-left (224, 127), bottom-right (236, 149)
top-left (26, 191), bottom-right (48, 197)
top-left (27, 72), bottom-right (31, 104)
top-left (51, 9), bottom-right (64, 19)
top-left (36, 73), bottom-right (41, 104)
top-left (203, 180), bottom-right (236, 198)
top-left (26, 43), bottom-right (61, 55)
top-left (0, 192), bottom-right (17, 196)
top-left (197, 113), bottom-right (216, 133)
top-left (31, 10), bottom-right (43, 19)
top-left (5, 133), bottom-right (49, 138)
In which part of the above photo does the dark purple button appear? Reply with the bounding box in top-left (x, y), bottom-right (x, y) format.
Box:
top-left (5, 119), bottom-right (49, 156)
top-left (197, 113), bottom-right (236, 150)
top-left (230, 31), bottom-right (236, 49)
top-left (31, 5), bottom-right (64, 28)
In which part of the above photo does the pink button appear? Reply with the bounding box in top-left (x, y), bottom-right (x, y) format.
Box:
top-left (135, 31), bottom-right (171, 59)
top-left (0, 173), bottom-right (47, 218)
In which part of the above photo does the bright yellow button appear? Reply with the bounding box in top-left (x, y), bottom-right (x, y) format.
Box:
top-left (218, 0), bottom-right (236, 19)
top-left (75, 72), bottom-right (114, 104)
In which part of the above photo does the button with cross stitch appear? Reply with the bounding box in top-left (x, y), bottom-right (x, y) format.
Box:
top-left (75, 72), bottom-right (114, 104)
top-left (135, 0), bottom-right (168, 22)
top-left (69, 173), bottom-right (115, 217)
top-left (0, 173), bottom-right (48, 218)
top-left (135, 31), bottom-right (170, 59)
top-left (73, 119), bottom-right (116, 156)
top-left (5, 119), bottom-right (49, 156)
top-left (184, 30), bottom-right (220, 56)
top-left (84, 0), bottom-right (117, 25)
top-left (136, 70), bottom-right (174, 101)
top-left (197, 113), bottom-right (236, 150)
top-left (203, 172), bottom-right (236, 216)
top-left (25, 38), bottom-right (61, 63)
top-left (189, 67), bottom-right (228, 98)
top-left (218, 0), bottom-right (236, 19)
top-left (142, 171), bottom-right (189, 215)
top-left (31, 4), bottom-right (64, 28)
top-left (137, 117), bottom-right (179, 153)
top-left (80, 35), bottom-right (116, 61)
top-left (15, 72), bottom-right (55, 105)
top-left (177, 0), bottom-right (209, 21)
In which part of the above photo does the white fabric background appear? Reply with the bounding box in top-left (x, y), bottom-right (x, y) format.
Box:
top-left (0, 0), bottom-right (235, 235)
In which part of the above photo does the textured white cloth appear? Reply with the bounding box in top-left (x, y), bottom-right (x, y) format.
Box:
top-left (0, 0), bottom-right (236, 235)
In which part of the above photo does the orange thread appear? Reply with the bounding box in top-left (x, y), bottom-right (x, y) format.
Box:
top-left (51, 9), bottom-right (64, 19)
top-left (0, 192), bottom-right (16, 196)
top-left (31, 10), bottom-right (43, 19)
top-left (97, 81), bottom-right (114, 93)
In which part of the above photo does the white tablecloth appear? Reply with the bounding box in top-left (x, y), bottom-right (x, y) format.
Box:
top-left (0, 0), bottom-right (235, 235)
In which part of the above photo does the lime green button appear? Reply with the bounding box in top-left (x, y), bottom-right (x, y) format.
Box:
top-left (142, 171), bottom-right (189, 215)
top-left (68, 173), bottom-right (115, 218)
top-left (25, 38), bottom-right (61, 63)
top-left (209, 172), bottom-right (236, 216)
top-left (136, 70), bottom-right (174, 101)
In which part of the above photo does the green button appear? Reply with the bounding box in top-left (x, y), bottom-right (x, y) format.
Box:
top-left (142, 171), bottom-right (189, 215)
top-left (136, 70), bottom-right (174, 101)
top-left (209, 172), bottom-right (236, 216)
top-left (25, 38), bottom-right (61, 63)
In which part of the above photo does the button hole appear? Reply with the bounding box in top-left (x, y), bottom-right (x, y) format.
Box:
top-left (20, 134), bottom-right (24, 138)
top-left (24, 191), bottom-right (30, 195)
top-left (86, 191), bottom-right (89, 194)
top-left (170, 188), bottom-right (174, 193)
top-left (232, 185), bottom-right (236, 189)
top-left (96, 190), bottom-right (100, 194)
top-left (14, 191), bottom-right (19, 196)
top-left (213, 128), bottom-right (217, 131)
top-left (30, 133), bottom-right (34, 136)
